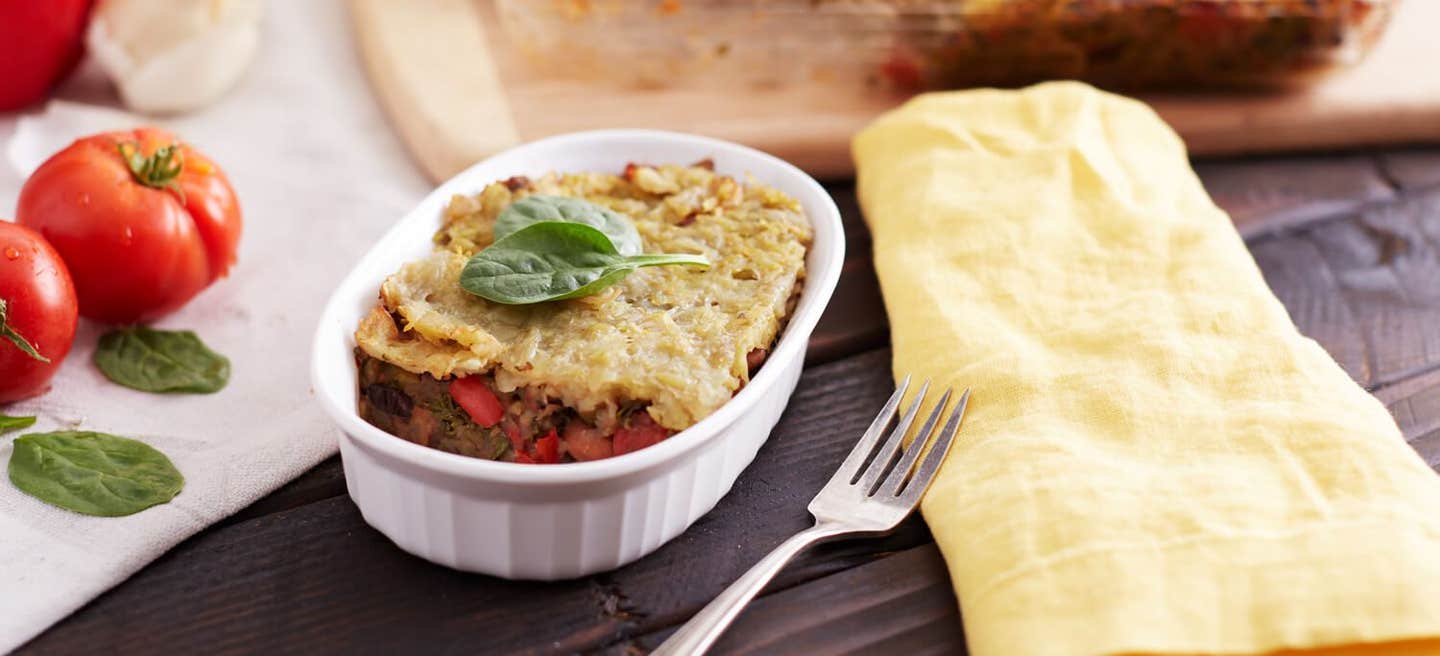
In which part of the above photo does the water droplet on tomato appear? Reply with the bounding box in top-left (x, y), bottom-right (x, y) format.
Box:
top-left (3, 247), bottom-right (18, 260)
top-left (76, 192), bottom-right (90, 206)
top-left (121, 226), bottom-right (134, 245)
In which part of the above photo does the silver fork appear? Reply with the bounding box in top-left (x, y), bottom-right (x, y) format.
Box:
top-left (651, 377), bottom-right (970, 656)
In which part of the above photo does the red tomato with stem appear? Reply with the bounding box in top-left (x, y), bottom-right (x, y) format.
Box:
top-left (0, 0), bottom-right (93, 110)
top-left (17, 128), bottom-right (242, 324)
top-left (0, 222), bottom-right (78, 403)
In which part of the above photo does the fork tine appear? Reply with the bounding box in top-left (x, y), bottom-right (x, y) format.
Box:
top-left (855, 380), bottom-right (932, 493)
top-left (898, 389), bottom-right (969, 504)
top-left (877, 387), bottom-right (953, 496)
top-left (821, 375), bottom-right (911, 489)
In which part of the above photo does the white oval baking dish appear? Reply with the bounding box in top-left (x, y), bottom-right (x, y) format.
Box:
top-left (311, 130), bottom-right (844, 580)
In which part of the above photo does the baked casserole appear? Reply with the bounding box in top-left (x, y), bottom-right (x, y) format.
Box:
top-left (353, 162), bottom-right (812, 463)
top-left (497, 0), bottom-right (1394, 91)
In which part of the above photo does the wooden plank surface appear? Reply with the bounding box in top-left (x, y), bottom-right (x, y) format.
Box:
top-left (1193, 154), bottom-right (1396, 236)
top-left (611, 545), bottom-right (966, 656)
top-left (1380, 150), bottom-right (1440, 191)
top-left (20, 149), bottom-right (1440, 655)
top-left (351, 0), bottom-right (1440, 182)
top-left (349, 0), bottom-right (518, 182)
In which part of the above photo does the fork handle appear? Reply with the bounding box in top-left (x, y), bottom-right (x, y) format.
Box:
top-left (650, 523), bottom-right (852, 656)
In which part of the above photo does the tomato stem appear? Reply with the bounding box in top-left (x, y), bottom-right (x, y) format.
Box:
top-left (117, 141), bottom-right (187, 203)
top-left (0, 298), bottom-right (51, 363)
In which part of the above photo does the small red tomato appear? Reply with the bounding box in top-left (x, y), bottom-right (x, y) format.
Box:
top-left (18, 128), bottom-right (242, 324)
top-left (562, 419), bottom-right (613, 462)
top-left (0, 0), bottom-right (93, 110)
top-left (1176, 3), bottom-right (1235, 48)
top-left (502, 422), bottom-right (526, 454)
top-left (880, 50), bottom-right (924, 90)
top-left (449, 376), bottom-right (504, 427)
top-left (533, 429), bottom-right (560, 464)
top-left (613, 413), bottom-right (670, 456)
top-left (0, 222), bottom-right (78, 403)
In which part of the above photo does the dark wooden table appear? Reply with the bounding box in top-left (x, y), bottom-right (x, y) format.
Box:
top-left (20, 148), bottom-right (1440, 655)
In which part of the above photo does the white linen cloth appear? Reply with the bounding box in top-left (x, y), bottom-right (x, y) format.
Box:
top-left (0, 1), bottom-right (430, 651)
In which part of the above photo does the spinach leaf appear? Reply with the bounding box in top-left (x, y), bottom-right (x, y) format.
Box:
top-left (94, 327), bottom-right (230, 394)
top-left (493, 195), bottom-right (642, 256)
top-left (0, 414), bottom-right (36, 435)
top-left (460, 222), bottom-right (709, 305)
top-left (7, 430), bottom-right (184, 517)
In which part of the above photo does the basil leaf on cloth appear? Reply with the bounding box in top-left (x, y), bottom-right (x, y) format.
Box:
top-left (7, 430), bottom-right (184, 517)
top-left (493, 194), bottom-right (643, 256)
top-left (460, 221), bottom-right (709, 305)
top-left (93, 327), bottom-right (230, 394)
top-left (0, 414), bottom-right (37, 435)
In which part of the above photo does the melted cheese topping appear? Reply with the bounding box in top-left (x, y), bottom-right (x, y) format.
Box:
top-left (355, 164), bottom-right (812, 430)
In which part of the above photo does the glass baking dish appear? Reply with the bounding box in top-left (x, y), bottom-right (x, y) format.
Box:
top-left (493, 0), bottom-right (1397, 91)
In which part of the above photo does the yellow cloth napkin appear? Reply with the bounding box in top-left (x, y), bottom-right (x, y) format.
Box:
top-left (852, 81), bottom-right (1440, 656)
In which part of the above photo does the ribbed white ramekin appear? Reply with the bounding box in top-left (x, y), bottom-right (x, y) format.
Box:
top-left (311, 130), bottom-right (844, 580)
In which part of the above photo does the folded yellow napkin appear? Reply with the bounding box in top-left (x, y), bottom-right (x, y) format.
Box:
top-left (853, 81), bottom-right (1440, 656)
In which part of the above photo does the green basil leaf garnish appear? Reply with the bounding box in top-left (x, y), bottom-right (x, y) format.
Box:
top-left (460, 222), bottom-right (709, 305)
top-left (493, 195), bottom-right (643, 256)
top-left (93, 327), bottom-right (231, 394)
top-left (7, 430), bottom-right (184, 517)
top-left (0, 414), bottom-right (36, 435)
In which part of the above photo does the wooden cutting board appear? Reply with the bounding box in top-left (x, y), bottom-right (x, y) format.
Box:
top-left (351, 0), bottom-right (1440, 182)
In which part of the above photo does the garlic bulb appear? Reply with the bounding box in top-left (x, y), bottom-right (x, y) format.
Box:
top-left (87, 0), bottom-right (263, 115)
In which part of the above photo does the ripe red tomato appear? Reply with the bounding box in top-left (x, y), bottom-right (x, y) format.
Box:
top-left (0, 222), bottom-right (78, 403)
top-left (18, 128), bottom-right (242, 324)
top-left (561, 420), bottom-right (613, 462)
top-left (0, 0), bottom-right (94, 110)
top-left (613, 413), bottom-right (669, 456)
top-left (449, 376), bottom-right (504, 427)
top-left (533, 429), bottom-right (561, 464)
